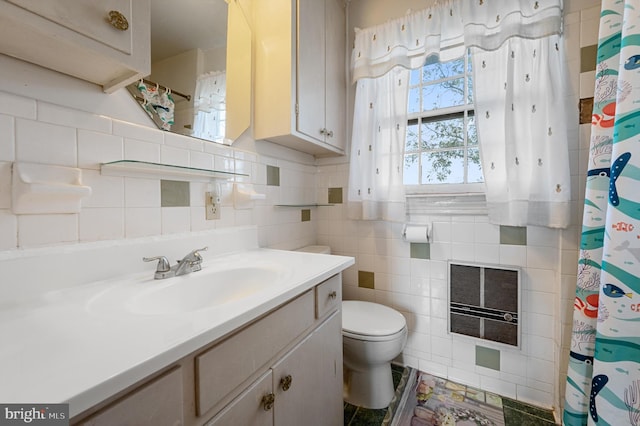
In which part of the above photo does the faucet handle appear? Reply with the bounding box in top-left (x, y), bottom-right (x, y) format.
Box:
top-left (190, 247), bottom-right (208, 261)
top-left (143, 256), bottom-right (171, 272)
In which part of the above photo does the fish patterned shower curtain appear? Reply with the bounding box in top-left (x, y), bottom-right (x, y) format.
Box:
top-left (563, 1), bottom-right (640, 425)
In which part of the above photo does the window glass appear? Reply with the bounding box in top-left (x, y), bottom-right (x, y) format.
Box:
top-left (404, 50), bottom-right (483, 188)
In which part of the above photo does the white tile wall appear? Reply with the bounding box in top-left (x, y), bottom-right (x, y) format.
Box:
top-left (0, 91), bottom-right (319, 251)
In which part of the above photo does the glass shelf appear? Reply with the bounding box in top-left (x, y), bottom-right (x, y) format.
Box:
top-left (100, 160), bottom-right (248, 182)
top-left (274, 204), bottom-right (336, 207)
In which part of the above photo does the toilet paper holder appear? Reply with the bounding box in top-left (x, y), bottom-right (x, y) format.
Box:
top-left (402, 224), bottom-right (431, 243)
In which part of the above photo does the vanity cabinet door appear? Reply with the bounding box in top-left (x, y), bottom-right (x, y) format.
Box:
top-left (206, 370), bottom-right (274, 426)
top-left (0, 0), bottom-right (150, 92)
top-left (74, 367), bottom-right (183, 426)
top-left (195, 291), bottom-right (314, 417)
top-left (272, 311), bottom-right (343, 426)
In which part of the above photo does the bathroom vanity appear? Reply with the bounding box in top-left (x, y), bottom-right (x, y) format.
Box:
top-left (0, 227), bottom-right (353, 426)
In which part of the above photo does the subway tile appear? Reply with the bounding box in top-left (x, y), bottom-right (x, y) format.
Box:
top-left (527, 335), bottom-right (555, 362)
top-left (124, 138), bottom-right (161, 163)
top-left (161, 206), bottom-right (191, 234)
top-left (0, 162), bottom-right (10, 208)
top-left (524, 290), bottom-right (555, 316)
top-left (38, 102), bottom-right (111, 133)
top-left (125, 207), bottom-right (161, 238)
top-left (79, 208), bottom-right (124, 242)
top-left (451, 242), bottom-right (474, 262)
top-left (189, 151), bottom-right (214, 170)
top-left (18, 214), bottom-right (78, 247)
top-left (526, 245), bottom-right (559, 270)
top-left (451, 221), bottom-right (475, 243)
top-left (579, 71), bottom-right (596, 98)
top-left (523, 268), bottom-right (556, 293)
top-left (77, 129), bottom-right (123, 169)
top-left (160, 145), bottom-right (190, 167)
top-left (474, 243), bottom-right (500, 264)
top-left (0, 114), bottom-right (14, 161)
top-left (0, 209), bottom-right (17, 250)
top-left (499, 245), bottom-right (527, 266)
top-left (189, 206), bottom-right (217, 232)
top-left (516, 385), bottom-right (554, 409)
top-left (124, 177), bottom-right (160, 208)
top-left (112, 120), bottom-right (163, 144)
top-left (81, 170), bottom-right (124, 208)
top-left (431, 335), bottom-right (452, 359)
top-left (475, 222), bottom-right (500, 244)
top-left (15, 119), bottom-right (76, 166)
top-left (164, 131), bottom-right (203, 152)
top-left (0, 91), bottom-right (36, 119)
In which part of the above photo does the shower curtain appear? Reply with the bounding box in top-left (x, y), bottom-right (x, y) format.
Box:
top-left (563, 1), bottom-right (640, 425)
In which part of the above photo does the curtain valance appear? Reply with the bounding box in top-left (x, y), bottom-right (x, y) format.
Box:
top-left (352, 0), bottom-right (563, 82)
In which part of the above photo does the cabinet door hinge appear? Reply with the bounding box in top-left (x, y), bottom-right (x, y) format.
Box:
top-left (295, 103), bottom-right (299, 115)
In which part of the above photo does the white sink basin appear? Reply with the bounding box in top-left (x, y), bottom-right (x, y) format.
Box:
top-left (126, 265), bottom-right (289, 315)
top-left (126, 266), bottom-right (284, 315)
top-left (85, 260), bottom-right (293, 317)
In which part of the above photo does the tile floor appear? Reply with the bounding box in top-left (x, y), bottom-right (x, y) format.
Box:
top-left (343, 365), bottom-right (558, 425)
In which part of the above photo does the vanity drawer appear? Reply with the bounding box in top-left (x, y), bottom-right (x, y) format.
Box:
top-left (195, 290), bottom-right (314, 417)
top-left (74, 367), bottom-right (183, 426)
top-left (315, 274), bottom-right (341, 318)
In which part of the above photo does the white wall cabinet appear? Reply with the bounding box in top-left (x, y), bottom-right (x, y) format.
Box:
top-left (0, 0), bottom-right (150, 93)
top-left (254, 0), bottom-right (346, 157)
top-left (71, 274), bottom-right (343, 426)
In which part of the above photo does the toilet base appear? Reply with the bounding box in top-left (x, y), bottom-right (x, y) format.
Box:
top-left (343, 363), bottom-right (395, 409)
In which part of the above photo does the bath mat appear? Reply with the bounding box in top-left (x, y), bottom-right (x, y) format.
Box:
top-left (387, 369), bottom-right (505, 426)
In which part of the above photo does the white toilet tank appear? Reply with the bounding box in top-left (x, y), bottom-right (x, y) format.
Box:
top-left (295, 245), bottom-right (331, 254)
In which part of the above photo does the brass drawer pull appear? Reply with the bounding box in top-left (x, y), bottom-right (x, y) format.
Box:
top-left (280, 374), bottom-right (293, 391)
top-left (107, 10), bottom-right (129, 31)
top-left (261, 393), bottom-right (275, 411)
top-left (328, 291), bottom-right (337, 299)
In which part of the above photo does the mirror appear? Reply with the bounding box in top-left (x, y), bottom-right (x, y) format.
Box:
top-left (127, 0), bottom-right (252, 145)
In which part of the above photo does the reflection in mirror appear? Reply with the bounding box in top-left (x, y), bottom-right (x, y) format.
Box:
top-left (127, 0), bottom-right (251, 145)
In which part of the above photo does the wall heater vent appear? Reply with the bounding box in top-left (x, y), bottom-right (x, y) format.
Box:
top-left (448, 261), bottom-right (521, 347)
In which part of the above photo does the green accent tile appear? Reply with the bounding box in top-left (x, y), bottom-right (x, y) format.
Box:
top-left (410, 243), bottom-right (430, 259)
top-left (500, 226), bottom-right (527, 245)
top-left (580, 97), bottom-right (594, 124)
top-left (344, 403), bottom-right (358, 425)
top-left (580, 44), bottom-right (598, 72)
top-left (328, 187), bottom-right (343, 204)
top-left (160, 180), bottom-right (190, 207)
top-left (358, 271), bottom-right (375, 289)
top-left (266, 165), bottom-right (280, 186)
top-left (502, 398), bottom-right (556, 422)
top-left (475, 345), bottom-right (500, 371)
top-left (301, 209), bottom-right (311, 222)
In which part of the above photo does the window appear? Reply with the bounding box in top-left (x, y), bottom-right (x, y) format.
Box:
top-left (404, 51), bottom-right (483, 192)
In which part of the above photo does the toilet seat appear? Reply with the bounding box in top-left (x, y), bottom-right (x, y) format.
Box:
top-left (342, 301), bottom-right (407, 342)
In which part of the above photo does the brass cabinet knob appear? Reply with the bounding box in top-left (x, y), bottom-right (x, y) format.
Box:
top-left (280, 374), bottom-right (293, 391)
top-left (107, 10), bottom-right (129, 31)
top-left (328, 291), bottom-right (337, 299)
top-left (261, 393), bottom-right (275, 411)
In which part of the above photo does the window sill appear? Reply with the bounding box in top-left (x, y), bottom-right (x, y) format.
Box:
top-left (405, 190), bottom-right (487, 216)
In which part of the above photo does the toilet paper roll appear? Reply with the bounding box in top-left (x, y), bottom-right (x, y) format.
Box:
top-left (403, 224), bottom-right (430, 243)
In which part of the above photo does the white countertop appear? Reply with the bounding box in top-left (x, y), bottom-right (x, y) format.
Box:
top-left (0, 248), bottom-right (354, 418)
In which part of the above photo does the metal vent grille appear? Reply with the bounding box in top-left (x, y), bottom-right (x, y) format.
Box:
top-left (448, 262), bottom-right (520, 347)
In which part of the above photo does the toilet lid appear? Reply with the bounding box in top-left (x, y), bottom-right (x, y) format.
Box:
top-left (342, 301), bottom-right (406, 337)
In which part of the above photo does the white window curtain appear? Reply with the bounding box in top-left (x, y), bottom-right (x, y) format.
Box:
top-left (193, 70), bottom-right (226, 142)
top-left (349, 0), bottom-right (570, 228)
top-left (347, 67), bottom-right (409, 222)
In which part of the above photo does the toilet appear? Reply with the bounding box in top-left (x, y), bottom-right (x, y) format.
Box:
top-left (295, 245), bottom-right (408, 409)
top-left (342, 300), bottom-right (407, 409)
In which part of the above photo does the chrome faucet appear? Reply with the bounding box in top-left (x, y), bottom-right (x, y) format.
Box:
top-left (143, 247), bottom-right (208, 279)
